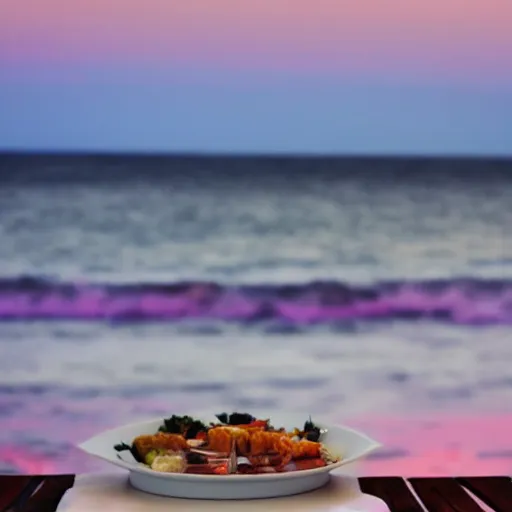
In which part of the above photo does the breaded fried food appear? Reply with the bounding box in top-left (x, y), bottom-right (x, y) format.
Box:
top-left (249, 430), bottom-right (295, 465)
top-left (207, 426), bottom-right (323, 468)
top-left (291, 439), bottom-right (321, 459)
top-left (208, 427), bottom-right (293, 461)
top-left (249, 432), bottom-right (322, 463)
top-left (133, 432), bottom-right (188, 458)
top-left (207, 426), bottom-right (250, 454)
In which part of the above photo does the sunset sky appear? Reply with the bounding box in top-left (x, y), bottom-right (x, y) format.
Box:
top-left (1, 0), bottom-right (511, 154)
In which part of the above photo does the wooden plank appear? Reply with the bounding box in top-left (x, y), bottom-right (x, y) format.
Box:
top-left (409, 477), bottom-right (485, 512)
top-left (1, 474), bottom-right (508, 512)
top-left (7, 476), bottom-right (47, 511)
top-left (457, 476), bottom-right (512, 512)
top-left (0, 475), bottom-right (31, 511)
top-left (359, 476), bottom-right (424, 512)
top-left (23, 475), bottom-right (75, 512)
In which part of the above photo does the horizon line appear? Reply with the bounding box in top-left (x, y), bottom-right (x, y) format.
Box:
top-left (1, 149), bottom-right (512, 162)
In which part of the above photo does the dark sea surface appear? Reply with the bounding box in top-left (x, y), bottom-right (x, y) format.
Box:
top-left (0, 154), bottom-right (511, 476)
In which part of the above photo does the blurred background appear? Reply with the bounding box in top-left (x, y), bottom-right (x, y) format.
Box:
top-left (0, 1), bottom-right (511, 477)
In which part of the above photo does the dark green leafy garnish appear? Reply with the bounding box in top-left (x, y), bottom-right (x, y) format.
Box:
top-left (158, 415), bottom-right (207, 438)
top-left (185, 420), bottom-right (208, 439)
top-left (114, 442), bottom-right (130, 452)
top-left (303, 416), bottom-right (321, 442)
top-left (114, 442), bottom-right (143, 463)
top-left (230, 412), bottom-right (256, 425)
top-left (159, 415), bottom-right (193, 433)
top-left (305, 430), bottom-right (321, 442)
top-left (216, 412), bottom-right (256, 425)
top-left (216, 413), bottom-right (229, 424)
top-left (303, 416), bottom-right (315, 431)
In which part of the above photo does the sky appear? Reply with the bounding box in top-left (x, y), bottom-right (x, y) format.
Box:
top-left (0, 0), bottom-right (511, 155)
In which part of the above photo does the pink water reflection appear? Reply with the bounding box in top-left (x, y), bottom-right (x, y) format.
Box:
top-left (350, 413), bottom-right (512, 476)
top-left (1, 411), bottom-right (510, 476)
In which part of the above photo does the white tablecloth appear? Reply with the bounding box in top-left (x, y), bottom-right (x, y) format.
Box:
top-left (56, 473), bottom-right (390, 512)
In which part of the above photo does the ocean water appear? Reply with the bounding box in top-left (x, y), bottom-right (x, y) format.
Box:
top-left (0, 154), bottom-right (511, 476)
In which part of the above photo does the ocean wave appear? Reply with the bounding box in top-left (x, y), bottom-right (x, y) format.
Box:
top-left (0, 276), bottom-right (510, 325)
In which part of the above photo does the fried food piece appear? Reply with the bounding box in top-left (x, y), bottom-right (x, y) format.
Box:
top-left (249, 431), bottom-right (295, 465)
top-left (133, 432), bottom-right (188, 458)
top-left (208, 427), bottom-right (292, 462)
top-left (206, 427), bottom-right (231, 453)
top-left (207, 427), bottom-right (320, 467)
top-left (249, 432), bottom-right (321, 463)
top-left (291, 439), bottom-right (321, 459)
top-left (207, 426), bottom-right (250, 454)
top-left (247, 430), bottom-right (276, 454)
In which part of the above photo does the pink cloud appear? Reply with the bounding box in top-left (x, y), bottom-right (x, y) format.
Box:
top-left (0, 0), bottom-right (511, 83)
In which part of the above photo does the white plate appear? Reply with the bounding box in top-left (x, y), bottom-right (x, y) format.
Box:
top-left (78, 411), bottom-right (381, 500)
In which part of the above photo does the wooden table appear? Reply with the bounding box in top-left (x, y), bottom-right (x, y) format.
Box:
top-left (0, 474), bottom-right (510, 512)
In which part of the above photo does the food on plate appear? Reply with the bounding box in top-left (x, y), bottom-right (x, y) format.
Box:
top-left (114, 412), bottom-right (340, 475)
top-left (150, 453), bottom-right (188, 473)
top-left (133, 433), bottom-right (189, 459)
